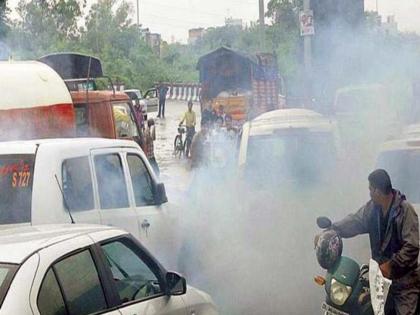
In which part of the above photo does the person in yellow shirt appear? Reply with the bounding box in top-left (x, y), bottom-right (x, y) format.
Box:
top-left (179, 100), bottom-right (196, 158)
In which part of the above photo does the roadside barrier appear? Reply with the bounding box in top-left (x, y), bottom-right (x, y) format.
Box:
top-left (160, 83), bottom-right (201, 102)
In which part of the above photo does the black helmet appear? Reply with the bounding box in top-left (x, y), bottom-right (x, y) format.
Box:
top-left (315, 229), bottom-right (343, 270)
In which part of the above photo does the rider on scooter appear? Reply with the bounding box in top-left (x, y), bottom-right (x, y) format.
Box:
top-left (316, 169), bottom-right (419, 315)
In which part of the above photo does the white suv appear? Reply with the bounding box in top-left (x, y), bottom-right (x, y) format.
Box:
top-left (238, 108), bottom-right (338, 188)
top-left (0, 138), bottom-right (178, 267)
top-left (0, 224), bottom-right (218, 315)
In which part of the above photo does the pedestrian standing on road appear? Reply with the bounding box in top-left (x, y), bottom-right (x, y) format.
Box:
top-left (179, 100), bottom-right (196, 158)
top-left (201, 104), bottom-right (215, 125)
top-left (225, 115), bottom-right (238, 138)
top-left (190, 117), bottom-right (210, 169)
top-left (144, 118), bottom-right (160, 176)
top-left (217, 105), bottom-right (226, 125)
top-left (316, 169), bottom-right (419, 315)
top-left (157, 83), bottom-right (169, 118)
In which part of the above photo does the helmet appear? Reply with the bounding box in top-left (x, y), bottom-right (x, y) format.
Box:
top-left (315, 229), bottom-right (343, 270)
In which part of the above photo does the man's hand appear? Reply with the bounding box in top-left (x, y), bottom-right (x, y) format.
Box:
top-left (379, 261), bottom-right (392, 279)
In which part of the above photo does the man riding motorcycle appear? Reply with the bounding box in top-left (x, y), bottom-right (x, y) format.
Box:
top-left (316, 169), bottom-right (419, 315)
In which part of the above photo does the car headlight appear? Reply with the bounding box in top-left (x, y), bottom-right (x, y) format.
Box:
top-left (330, 278), bottom-right (352, 306)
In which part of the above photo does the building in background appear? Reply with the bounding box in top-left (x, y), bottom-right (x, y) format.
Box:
top-left (146, 33), bottom-right (162, 56)
top-left (188, 28), bottom-right (205, 45)
top-left (366, 12), bottom-right (399, 36)
top-left (139, 26), bottom-right (162, 56)
top-left (382, 16), bottom-right (398, 36)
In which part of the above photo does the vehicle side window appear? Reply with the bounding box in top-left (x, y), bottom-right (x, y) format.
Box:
top-left (101, 239), bottom-right (163, 303)
top-left (127, 154), bottom-right (155, 206)
top-left (38, 269), bottom-right (67, 315)
top-left (54, 250), bottom-right (107, 315)
top-left (145, 89), bottom-right (157, 98)
top-left (62, 157), bottom-right (94, 211)
top-left (112, 103), bottom-right (139, 138)
top-left (74, 104), bottom-right (89, 137)
top-left (94, 154), bottom-right (129, 209)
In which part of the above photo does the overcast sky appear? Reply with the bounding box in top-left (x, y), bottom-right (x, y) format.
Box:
top-left (7, 0), bottom-right (420, 43)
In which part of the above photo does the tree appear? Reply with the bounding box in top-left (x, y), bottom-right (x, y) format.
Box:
top-left (9, 0), bottom-right (84, 57)
top-left (81, 0), bottom-right (173, 89)
top-left (0, 0), bottom-right (10, 39)
top-left (266, 0), bottom-right (302, 30)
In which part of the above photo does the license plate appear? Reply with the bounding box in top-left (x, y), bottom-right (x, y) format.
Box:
top-left (321, 302), bottom-right (349, 315)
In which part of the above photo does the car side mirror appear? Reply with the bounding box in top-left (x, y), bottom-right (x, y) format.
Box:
top-left (155, 183), bottom-right (168, 205)
top-left (165, 272), bottom-right (186, 296)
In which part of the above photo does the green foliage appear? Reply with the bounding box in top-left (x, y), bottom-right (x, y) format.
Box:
top-left (266, 0), bottom-right (302, 30)
top-left (6, 0), bottom-right (174, 90)
top-left (0, 0), bottom-right (10, 39)
top-left (3, 0), bottom-right (420, 106)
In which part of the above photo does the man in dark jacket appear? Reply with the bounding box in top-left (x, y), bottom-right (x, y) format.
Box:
top-left (331, 169), bottom-right (419, 315)
top-left (157, 83), bottom-right (168, 118)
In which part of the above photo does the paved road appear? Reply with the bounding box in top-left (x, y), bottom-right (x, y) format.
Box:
top-left (149, 101), bottom-right (371, 315)
top-left (152, 100), bottom-right (200, 203)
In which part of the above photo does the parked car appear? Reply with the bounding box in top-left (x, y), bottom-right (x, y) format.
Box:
top-left (0, 138), bottom-right (178, 268)
top-left (0, 224), bottom-right (219, 315)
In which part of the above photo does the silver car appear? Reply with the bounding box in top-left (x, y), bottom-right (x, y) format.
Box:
top-left (0, 224), bottom-right (219, 315)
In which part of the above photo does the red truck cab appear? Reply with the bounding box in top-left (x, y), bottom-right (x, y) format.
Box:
top-left (71, 90), bottom-right (141, 140)
top-left (39, 53), bottom-right (143, 143)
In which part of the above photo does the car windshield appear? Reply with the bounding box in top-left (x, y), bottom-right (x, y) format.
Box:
top-left (377, 149), bottom-right (420, 204)
top-left (0, 155), bottom-right (35, 224)
top-left (0, 264), bottom-right (18, 308)
top-left (245, 130), bottom-right (336, 188)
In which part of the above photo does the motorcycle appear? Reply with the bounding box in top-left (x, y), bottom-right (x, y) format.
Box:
top-left (315, 216), bottom-right (374, 315)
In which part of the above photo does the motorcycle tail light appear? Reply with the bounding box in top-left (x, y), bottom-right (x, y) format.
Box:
top-left (314, 276), bottom-right (326, 286)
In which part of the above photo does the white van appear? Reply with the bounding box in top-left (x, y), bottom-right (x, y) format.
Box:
top-left (0, 138), bottom-right (178, 266)
top-left (376, 134), bottom-right (420, 210)
top-left (238, 109), bottom-right (338, 188)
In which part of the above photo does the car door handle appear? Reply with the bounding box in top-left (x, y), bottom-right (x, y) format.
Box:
top-left (141, 219), bottom-right (150, 229)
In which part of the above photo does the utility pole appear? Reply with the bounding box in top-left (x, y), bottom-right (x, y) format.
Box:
top-left (136, 0), bottom-right (140, 26)
top-left (303, 0), bottom-right (313, 107)
top-left (259, 0), bottom-right (264, 27)
top-left (259, 0), bottom-right (265, 51)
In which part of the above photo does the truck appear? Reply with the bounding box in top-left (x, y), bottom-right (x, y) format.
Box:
top-left (39, 53), bottom-right (143, 143)
top-left (0, 54), bottom-right (143, 144)
top-left (197, 46), bottom-right (284, 124)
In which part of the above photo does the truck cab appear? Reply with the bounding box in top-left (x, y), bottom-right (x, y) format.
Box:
top-left (39, 53), bottom-right (143, 144)
top-left (71, 90), bottom-right (141, 141)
